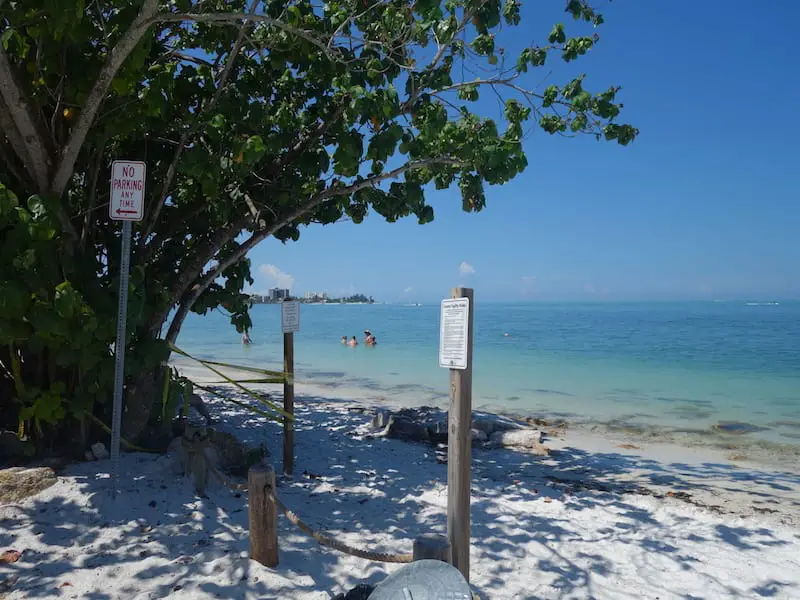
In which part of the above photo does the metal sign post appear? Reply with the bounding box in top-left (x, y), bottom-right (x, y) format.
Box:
top-left (108, 160), bottom-right (146, 495)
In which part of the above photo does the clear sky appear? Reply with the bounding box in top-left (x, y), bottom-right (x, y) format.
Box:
top-left (245, 1), bottom-right (800, 303)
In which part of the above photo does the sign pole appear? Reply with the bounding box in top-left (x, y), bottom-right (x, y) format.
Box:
top-left (108, 160), bottom-right (146, 496)
top-left (441, 287), bottom-right (474, 581)
top-left (280, 299), bottom-right (300, 476)
top-left (110, 219), bottom-right (133, 488)
top-left (283, 330), bottom-right (294, 476)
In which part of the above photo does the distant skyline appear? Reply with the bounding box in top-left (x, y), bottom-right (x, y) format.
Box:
top-left (245, 1), bottom-right (800, 303)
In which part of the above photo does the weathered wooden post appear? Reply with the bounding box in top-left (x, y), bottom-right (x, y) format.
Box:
top-left (413, 534), bottom-right (452, 563)
top-left (281, 299), bottom-right (300, 476)
top-left (439, 288), bottom-right (474, 582)
top-left (248, 464), bottom-right (278, 567)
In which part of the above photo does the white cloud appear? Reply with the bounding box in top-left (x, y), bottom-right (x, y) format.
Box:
top-left (521, 275), bottom-right (536, 283)
top-left (403, 286), bottom-right (413, 293)
top-left (459, 261), bottom-right (475, 275)
top-left (258, 264), bottom-right (294, 290)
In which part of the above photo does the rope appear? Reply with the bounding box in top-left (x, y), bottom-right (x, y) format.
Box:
top-left (265, 488), bottom-right (414, 564)
top-left (206, 458), bottom-right (249, 492)
top-left (187, 435), bottom-right (412, 563)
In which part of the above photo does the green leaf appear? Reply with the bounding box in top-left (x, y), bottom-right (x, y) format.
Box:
top-left (548, 23), bottom-right (566, 44)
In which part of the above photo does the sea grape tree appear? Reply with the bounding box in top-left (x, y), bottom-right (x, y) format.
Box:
top-left (0, 0), bottom-right (637, 447)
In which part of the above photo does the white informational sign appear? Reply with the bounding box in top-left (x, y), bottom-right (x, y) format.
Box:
top-left (109, 160), bottom-right (146, 221)
top-left (439, 297), bottom-right (469, 370)
top-left (281, 300), bottom-right (300, 333)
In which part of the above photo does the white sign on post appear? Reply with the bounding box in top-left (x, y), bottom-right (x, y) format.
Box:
top-left (109, 160), bottom-right (146, 221)
top-left (281, 300), bottom-right (300, 333)
top-left (439, 298), bottom-right (470, 370)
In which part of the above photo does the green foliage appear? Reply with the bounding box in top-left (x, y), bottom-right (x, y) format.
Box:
top-left (0, 0), bottom-right (636, 446)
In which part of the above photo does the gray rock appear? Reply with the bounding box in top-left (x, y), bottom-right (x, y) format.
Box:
top-left (0, 466), bottom-right (57, 503)
top-left (371, 407), bottom-right (548, 456)
top-left (488, 429), bottom-right (548, 455)
top-left (471, 429), bottom-right (488, 443)
top-left (91, 442), bottom-right (110, 460)
top-left (211, 430), bottom-right (266, 478)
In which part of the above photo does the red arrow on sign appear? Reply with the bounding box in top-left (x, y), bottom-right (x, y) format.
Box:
top-left (116, 209), bottom-right (138, 215)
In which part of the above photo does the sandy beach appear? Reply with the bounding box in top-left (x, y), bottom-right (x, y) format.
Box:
top-left (2, 373), bottom-right (800, 599)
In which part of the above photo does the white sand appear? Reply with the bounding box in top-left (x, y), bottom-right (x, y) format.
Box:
top-left (2, 382), bottom-right (800, 599)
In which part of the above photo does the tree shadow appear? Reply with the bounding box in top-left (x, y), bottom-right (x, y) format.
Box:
top-left (1, 390), bottom-right (798, 599)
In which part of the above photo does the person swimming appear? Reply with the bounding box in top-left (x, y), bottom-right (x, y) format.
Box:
top-left (347, 336), bottom-right (358, 347)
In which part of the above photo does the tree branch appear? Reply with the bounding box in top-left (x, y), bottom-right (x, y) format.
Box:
top-left (163, 156), bottom-right (462, 343)
top-left (141, 0), bottom-right (260, 244)
top-left (0, 46), bottom-right (53, 192)
top-left (153, 11), bottom-right (339, 59)
top-left (49, 0), bottom-right (160, 199)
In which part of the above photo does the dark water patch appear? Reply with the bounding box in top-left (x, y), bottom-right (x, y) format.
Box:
top-left (506, 395), bottom-right (521, 402)
top-left (655, 396), bottom-right (713, 407)
top-left (669, 409), bottom-right (714, 420)
top-left (769, 398), bottom-right (800, 407)
top-left (609, 388), bottom-right (641, 396)
top-left (712, 421), bottom-right (771, 435)
top-left (388, 382), bottom-right (422, 392)
top-left (388, 371), bottom-right (400, 376)
top-left (305, 370), bottom-right (348, 379)
top-left (780, 433), bottom-right (800, 440)
top-left (769, 421), bottom-right (800, 430)
top-left (520, 387), bottom-right (576, 397)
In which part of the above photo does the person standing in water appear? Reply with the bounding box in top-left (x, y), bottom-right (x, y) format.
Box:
top-left (347, 336), bottom-right (358, 347)
top-left (364, 330), bottom-right (377, 346)
top-left (341, 335), bottom-right (348, 344)
top-left (242, 330), bottom-right (252, 345)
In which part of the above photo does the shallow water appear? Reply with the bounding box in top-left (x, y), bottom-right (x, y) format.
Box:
top-left (175, 301), bottom-right (800, 447)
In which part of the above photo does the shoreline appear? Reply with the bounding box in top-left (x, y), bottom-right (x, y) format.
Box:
top-left (175, 360), bottom-right (800, 527)
top-left (172, 358), bottom-right (800, 476)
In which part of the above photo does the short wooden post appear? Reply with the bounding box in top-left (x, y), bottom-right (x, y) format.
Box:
top-left (446, 287), bottom-right (474, 582)
top-left (283, 331), bottom-right (295, 476)
top-left (413, 534), bottom-right (452, 563)
top-left (248, 464), bottom-right (278, 567)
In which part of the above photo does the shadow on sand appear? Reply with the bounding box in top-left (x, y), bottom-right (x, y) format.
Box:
top-left (1, 389), bottom-right (799, 599)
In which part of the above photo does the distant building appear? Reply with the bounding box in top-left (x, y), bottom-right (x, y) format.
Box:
top-left (268, 288), bottom-right (290, 301)
top-left (304, 291), bottom-right (328, 302)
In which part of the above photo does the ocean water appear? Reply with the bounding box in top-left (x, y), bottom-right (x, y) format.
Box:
top-left (175, 301), bottom-right (800, 447)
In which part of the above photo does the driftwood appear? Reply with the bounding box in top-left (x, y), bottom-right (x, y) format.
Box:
top-left (369, 407), bottom-right (549, 455)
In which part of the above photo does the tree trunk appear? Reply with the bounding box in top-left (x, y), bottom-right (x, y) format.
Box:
top-left (122, 364), bottom-right (160, 444)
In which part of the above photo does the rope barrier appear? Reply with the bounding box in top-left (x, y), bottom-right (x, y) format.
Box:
top-left (265, 487), bottom-right (414, 564)
top-left (207, 458), bottom-right (249, 492)
top-left (187, 434), bottom-right (412, 563)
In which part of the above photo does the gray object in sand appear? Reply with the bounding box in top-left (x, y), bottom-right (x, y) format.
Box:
top-left (368, 560), bottom-right (472, 600)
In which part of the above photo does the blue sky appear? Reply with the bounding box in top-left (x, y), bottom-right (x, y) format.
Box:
top-left (245, 1), bottom-right (800, 303)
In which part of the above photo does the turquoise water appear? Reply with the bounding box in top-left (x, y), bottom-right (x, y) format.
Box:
top-left (175, 301), bottom-right (800, 445)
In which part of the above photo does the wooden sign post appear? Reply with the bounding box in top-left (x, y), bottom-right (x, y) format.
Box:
top-left (439, 287), bottom-right (474, 582)
top-left (281, 299), bottom-right (300, 476)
